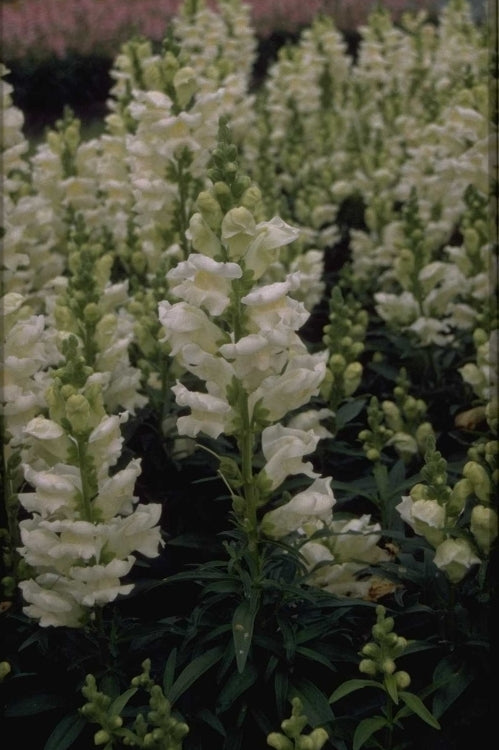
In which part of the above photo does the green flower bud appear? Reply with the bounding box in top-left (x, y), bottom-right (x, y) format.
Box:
top-left (395, 670), bottom-right (411, 689)
top-left (131, 251), bottom-right (147, 275)
top-left (65, 394), bottom-right (91, 434)
top-left (109, 715), bottom-right (123, 729)
top-left (463, 461), bottom-right (491, 503)
top-left (343, 362), bottom-right (363, 396)
top-left (366, 448), bottom-right (380, 462)
top-left (470, 504), bottom-right (498, 555)
top-left (241, 184), bottom-right (262, 211)
top-left (83, 302), bottom-right (100, 325)
top-left (328, 353), bottom-right (347, 373)
top-left (359, 659), bottom-right (377, 676)
top-left (361, 642), bottom-right (380, 659)
top-left (0, 661), bottom-right (11, 681)
top-left (94, 729), bottom-right (111, 746)
top-left (382, 658), bottom-right (396, 675)
top-left (173, 66), bottom-right (197, 108)
top-left (266, 733), bottom-right (294, 750)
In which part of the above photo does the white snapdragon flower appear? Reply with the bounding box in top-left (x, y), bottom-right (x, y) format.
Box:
top-left (158, 300), bottom-right (223, 361)
top-left (104, 504), bottom-right (163, 559)
top-left (326, 516), bottom-right (388, 563)
top-left (167, 253), bottom-right (242, 316)
top-left (172, 382), bottom-right (233, 439)
top-left (187, 212), bottom-right (223, 257)
top-left (433, 537), bottom-right (481, 584)
top-left (397, 495), bottom-right (446, 548)
top-left (242, 278), bottom-right (310, 332)
top-left (260, 424), bottom-right (320, 491)
top-left (219, 331), bottom-right (292, 391)
top-left (69, 557), bottom-right (136, 608)
top-left (92, 459), bottom-right (142, 519)
top-left (261, 477), bottom-right (335, 537)
top-left (287, 408), bottom-right (334, 439)
top-left (19, 464), bottom-right (82, 518)
top-left (249, 351), bottom-right (327, 422)
top-left (22, 417), bottom-right (71, 469)
top-left (300, 542), bottom-right (381, 599)
top-left (19, 576), bottom-right (86, 628)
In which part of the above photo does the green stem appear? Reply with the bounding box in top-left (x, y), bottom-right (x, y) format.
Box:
top-left (76, 435), bottom-right (95, 523)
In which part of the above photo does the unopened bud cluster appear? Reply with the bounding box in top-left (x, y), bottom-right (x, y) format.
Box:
top-left (358, 605), bottom-right (411, 690)
top-left (321, 286), bottom-right (367, 414)
top-left (81, 659), bottom-right (189, 749)
top-left (267, 697), bottom-right (328, 750)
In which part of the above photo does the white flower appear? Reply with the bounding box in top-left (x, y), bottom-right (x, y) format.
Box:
top-left (243, 217), bottom-right (299, 279)
top-left (158, 300), bottom-right (223, 361)
top-left (242, 279), bottom-right (310, 332)
top-left (397, 495), bottom-right (446, 547)
top-left (172, 381), bottom-right (233, 439)
top-left (433, 537), bottom-right (481, 583)
top-left (69, 557), bottom-right (135, 607)
top-left (167, 253), bottom-right (242, 316)
top-left (327, 515), bottom-right (387, 563)
top-left (187, 212), bottom-right (222, 257)
top-left (105, 504), bottom-right (164, 559)
top-left (261, 476), bottom-right (335, 537)
top-left (93, 458), bottom-right (142, 519)
top-left (249, 352), bottom-right (327, 422)
top-left (221, 206), bottom-right (257, 259)
top-left (219, 331), bottom-right (291, 390)
top-left (260, 424), bottom-right (321, 491)
top-left (286, 408), bottom-right (334, 439)
top-left (19, 464), bottom-right (82, 518)
top-left (19, 576), bottom-right (85, 628)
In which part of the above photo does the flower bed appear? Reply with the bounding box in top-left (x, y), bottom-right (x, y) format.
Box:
top-left (0, 1), bottom-right (495, 749)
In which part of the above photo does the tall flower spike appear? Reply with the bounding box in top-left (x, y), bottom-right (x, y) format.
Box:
top-left (159, 118), bottom-right (328, 559)
top-left (17, 334), bottom-right (163, 628)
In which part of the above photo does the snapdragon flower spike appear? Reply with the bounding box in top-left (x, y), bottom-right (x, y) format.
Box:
top-left (159, 119), bottom-right (330, 539)
top-left (17, 335), bottom-right (163, 627)
top-left (396, 435), bottom-right (489, 584)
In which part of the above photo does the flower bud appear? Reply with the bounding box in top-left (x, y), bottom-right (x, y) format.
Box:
top-left (395, 670), bottom-right (411, 689)
top-left (463, 461), bottom-right (491, 503)
top-left (470, 504), bottom-right (498, 555)
top-left (266, 734), bottom-right (294, 750)
top-left (343, 362), bottom-right (363, 396)
top-left (382, 658), bottom-right (396, 675)
top-left (0, 662), bottom-right (11, 681)
top-left (94, 729), bottom-right (111, 745)
top-left (65, 394), bottom-right (91, 434)
top-left (359, 659), bottom-right (377, 676)
top-left (361, 642), bottom-right (380, 658)
top-left (173, 66), bottom-right (197, 108)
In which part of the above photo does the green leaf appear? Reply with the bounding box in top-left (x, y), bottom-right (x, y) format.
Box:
top-left (329, 679), bottom-right (382, 704)
top-left (4, 693), bottom-right (65, 717)
top-left (162, 647), bottom-right (177, 696)
top-left (290, 678), bottom-right (335, 726)
top-left (232, 599), bottom-right (257, 674)
top-left (44, 712), bottom-right (87, 750)
top-left (398, 691), bottom-right (441, 730)
top-left (216, 662), bottom-right (258, 713)
top-left (109, 687), bottom-right (138, 717)
top-left (196, 708), bottom-right (227, 737)
top-left (168, 646), bottom-right (224, 705)
top-left (384, 673), bottom-right (399, 705)
top-left (431, 655), bottom-right (474, 718)
top-left (353, 716), bottom-right (388, 750)
top-left (335, 398), bottom-right (367, 430)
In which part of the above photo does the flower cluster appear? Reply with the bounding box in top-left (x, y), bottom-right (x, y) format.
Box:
top-left (397, 435), bottom-right (496, 583)
top-left (17, 335), bottom-right (163, 627)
